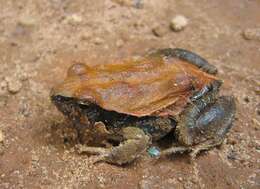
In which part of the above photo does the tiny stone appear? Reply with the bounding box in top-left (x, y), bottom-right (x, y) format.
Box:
top-left (256, 103), bottom-right (260, 115)
top-left (178, 177), bottom-right (183, 182)
top-left (243, 96), bottom-right (250, 103)
top-left (243, 28), bottom-right (260, 41)
top-left (0, 80), bottom-right (8, 95)
top-left (257, 109), bottom-right (260, 116)
top-left (227, 150), bottom-right (238, 160)
top-left (112, 0), bottom-right (133, 6)
top-left (167, 178), bottom-right (176, 184)
top-left (252, 119), bottom-right (260, 130)
top-left (254, 87), bottom-right (260, 95)
top-left (32, 154), bottom-right (39, 162)
top-left (81, 31), bottom-right (92, 40)
top-left (93, 37), bottom-right (104, 45)
top-left (116, 39), bottom-right (124, 48)
top-left (112, 0), bottom-right (143, 8)
top-left (227, 137), bottom-right (237, 145)
top-left (134, 0), bottom-right (143, 8)
top-left (138, 180), bottom-right (150, 189)
top-left (18, 16), bottom-right (36, 27)
top-left (65, 14), bottom-right (82, 25)
top-left (0, 130), bottom-right (4, 143)
top-left (0, 95), bottom-right (8, 107)
top-left (170, 15), bottom-right (188, 32)
top-left (19, 73), bottom-right (29, 81)
top-left (6, 77), bottom-right (22, 94)
top-left (152, 25), bottom-right (166, 37)
top-left (0, 80), bottom-right (7, 89)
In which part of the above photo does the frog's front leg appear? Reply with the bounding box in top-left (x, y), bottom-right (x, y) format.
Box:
top-left (77, 127), bottom-right (150, 165)
top-left (159, 95), bottom-right (236, 159)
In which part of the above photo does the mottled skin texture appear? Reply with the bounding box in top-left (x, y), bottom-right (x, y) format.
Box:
top-left (51, 48), bottom-right (236, 165)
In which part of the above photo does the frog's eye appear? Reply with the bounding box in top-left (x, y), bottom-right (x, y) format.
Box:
top-left (67, 63), bottom-right (88, 77)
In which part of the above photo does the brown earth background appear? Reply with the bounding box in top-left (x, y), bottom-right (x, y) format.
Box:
top-left (0, 0), bottom-right (259, 188)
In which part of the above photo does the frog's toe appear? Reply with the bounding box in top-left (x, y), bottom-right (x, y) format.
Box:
top-left (160, 146), bottom-right (190, 157)
top-left (76, 144), bottom-right (109, 155)
top-left (189, 137), bottom-right (223, 161)
top-left (104, 127), bottom-right (150, 165)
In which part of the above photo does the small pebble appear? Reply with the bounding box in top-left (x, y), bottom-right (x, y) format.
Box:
top-left (152, 25), bottom-right (167, 37)
top-left (0, 95), bottom-right (8, 107)
top-left (81, 31), bottom-right (92, 40)
top-left (138, 180), bottom-right (150, 189)
top-left (252, 119), bottom-right (260, 130)
top-left (170, 15), bottom-right (188, 32)
top-left (112, 0), bottom-right (133, 6)
top-left (254, 87), bottom-right (260, 95)
top-left (65, 14), bottom-right (82, 25)
top-left (18, 16), bottom-right (36, 27)
top-left (0, 130), bottom-right (4, 143)
top-left (31, 154), bottom-right (39, 162)
top-left (178, 177), bottom-right (183, 182)
top-left (227, 151), bottom-right (237, 160)
top-left (257, 109), bottom-right (260, 116)
top-left (112, 0), bottom-right (143, 8)
top-left (93, 37), bottom-right (104, 45)
top-left (133, 0), bottom-right (143, 9)
top-left (227, 137), bottom-right (237, 145)
top-left (0, 80), bottom-right (7, 89)
top-left (116, 39), bottom-right (124, 48)
top-left (0, 80), bottom-right (7, 95)
top-left (243, 96), bottom-right (250, 103)
top-left (6, 77), bottom-right (22, 94)
top-left (243, 28), bottom-right (260, 41)
top-left (256, 103), bottom-right (260, 114)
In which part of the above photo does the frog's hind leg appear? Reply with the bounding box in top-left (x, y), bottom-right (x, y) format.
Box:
top-left (77, 127), bottom-right (150, 165)
top-left (160, 95), bottom-right (236, 159)
top-left (189, 96), bottom-right (236, 159)
top-left (154, 48), bottom-right (218, 75)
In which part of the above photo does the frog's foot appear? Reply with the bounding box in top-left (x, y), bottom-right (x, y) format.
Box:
top-left (76, 145), bottom-right (109, 163)
top-left (77, 127), bottom-right (150, 165)
top-left (160, 146), bottom-right (190, 156)
top-left (189, 137), bottom-right (223, 160)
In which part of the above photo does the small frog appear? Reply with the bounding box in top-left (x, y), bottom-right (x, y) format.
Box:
top-left (50, 48), bottom-right (236, 165)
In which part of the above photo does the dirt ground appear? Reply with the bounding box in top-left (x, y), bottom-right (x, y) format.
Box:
top-left (0, 0), bottom-right (259, 188)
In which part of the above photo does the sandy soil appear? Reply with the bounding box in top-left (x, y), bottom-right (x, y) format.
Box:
top-left (0, 0), bottom-right (259, 188)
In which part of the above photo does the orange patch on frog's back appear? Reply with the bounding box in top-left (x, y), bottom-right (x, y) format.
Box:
top-left (52, 55), bottom-right (218, 117)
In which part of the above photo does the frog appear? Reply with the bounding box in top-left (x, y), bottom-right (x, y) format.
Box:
top-left (50, 48), bottom-right (236, 165)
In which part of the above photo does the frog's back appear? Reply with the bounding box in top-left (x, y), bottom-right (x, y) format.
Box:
top-left (51, 53), bottom-right (218, 117)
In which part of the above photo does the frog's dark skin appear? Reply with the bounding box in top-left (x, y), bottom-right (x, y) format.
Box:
top-left (51, 48), bottom-right (236, 165)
